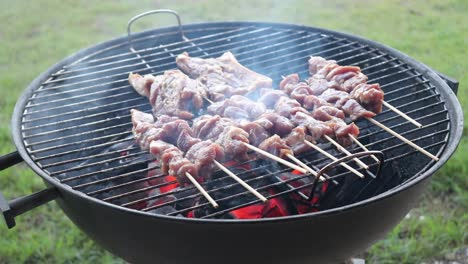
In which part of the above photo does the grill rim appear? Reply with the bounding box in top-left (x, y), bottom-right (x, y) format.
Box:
top-left (10, 21), bottom-right (463, 224)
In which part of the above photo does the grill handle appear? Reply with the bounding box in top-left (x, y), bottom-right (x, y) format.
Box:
top-left (127, 9), bottom-right (187, 49)
top-left (0, 151), bottom-right (23, 170)
top-left (0, 151), bottom-right (59, 229)
top-left (436, 72), bottom-right (459, 95)
top-left (309, 150), bottom-right (385, 200)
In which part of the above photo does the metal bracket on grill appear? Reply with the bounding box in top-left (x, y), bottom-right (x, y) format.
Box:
top-left (127, 9), bottom-right (187, 51)
top-left (309, 150), bottom-right (384, 201)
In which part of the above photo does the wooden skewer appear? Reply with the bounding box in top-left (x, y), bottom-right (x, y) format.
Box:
top-left (242, 142), bottom-right (308, 174)
top-left (285, 153), bottom-right (326, 182)
top-left (304, 140), bottom-right (365, 178)
top-left (383, 101), bottom-right (422, 128)
top-left (185, 172), bottom-right (219, 208)
top-left (213, 160), bottom-right (268, 202)
top-left (365, 117), bottom-right (438, 161)
top-left (349, 135), bottom-right (380, 163)
top-left (280, 76), bottom-right (423, 129)
top-left (324, 135), bottom-right (369, 170)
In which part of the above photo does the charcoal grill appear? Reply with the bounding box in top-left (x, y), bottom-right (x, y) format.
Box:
top-left (0, 10), bottom-right (463, 264)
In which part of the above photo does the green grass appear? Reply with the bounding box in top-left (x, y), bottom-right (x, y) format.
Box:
top-left (0, 0), bottom-right (466, 263)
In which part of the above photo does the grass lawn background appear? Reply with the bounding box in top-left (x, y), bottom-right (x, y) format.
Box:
top-left (0, 1), bottom-right (466, 263)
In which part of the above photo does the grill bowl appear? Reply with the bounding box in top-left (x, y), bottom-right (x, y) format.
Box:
top-left (1, 20), bottom-right (463, 264)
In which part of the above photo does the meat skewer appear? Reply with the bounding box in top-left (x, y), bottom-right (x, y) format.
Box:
top-left (185, 171), bottom-right (219, 208)
top-left (308, 56), bottom-right (421, 127)
top-left (256, 90), bottom-right (370, 174)
top-left (303, 140), bottom-right (364, 178)
top-left (349, 135), bottom-right (380, 163)
top-left (131, 109), bottom-right (267, 203)
top-left (324, 135), bottom-right (369, 170)
top-left (208, 94), bottom-right (364, 179)
top-left (281, 66), bottom-right (438, 161)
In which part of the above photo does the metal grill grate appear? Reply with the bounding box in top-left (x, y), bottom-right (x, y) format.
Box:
top-left (20, 22), bottom-right (449, 218)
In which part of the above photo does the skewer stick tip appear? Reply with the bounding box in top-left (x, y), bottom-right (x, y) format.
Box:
top-left (213, 160), bottom-right (268, 203)
top-left (185, 172), bottom-right (219, 208)
top-left (366, 117), bottom-right (438, 161)
top-left (242, 142), bottom-right (308, 174)
top-left (304, 140), bottom-right (365, 178)
top-left (383, 101), bottom-right (422, 128)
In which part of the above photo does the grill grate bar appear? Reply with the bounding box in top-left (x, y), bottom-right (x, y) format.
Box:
top-left (246, 41), bottom-right (354, 69)
top-left (24, 97), bottom-right (136, 132)
top-left (23, 98), bottom-right (144, 127)
top-left (60, 157), bottom-right (151, 184)
top-left (41, 146), bottom-right (141, 169)
top-left (26, 84), bottom-right (129, 106)
top-left (25, 123), bottom-right (133, 147)
top-left (77, 166), bottom-right (156, 191)
top-left (360, 108), bottom-right (447, 142)
top-left (44, 29), bottom-right (306, 84)
top-left (34, 32), bottom-right (324, 93)
top-left (50, 151), bottom-right (147, 176)
top-left (23, 109), bottom-right (137, 139)
top-left (35, 137), bottom-right (134, 163)
top-left (24, 91), bottom-right (140, 116)
top-left (54, 27), bottom-right (273, 76)
top-left (62, 27), bottom-right (254, 69)
top-left (364, 63), bottom-right (405, 77)
top-left (30, 130), bottom-right (132, 156)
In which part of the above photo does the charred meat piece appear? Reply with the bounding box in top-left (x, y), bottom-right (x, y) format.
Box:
top-left (254, 112), bottom-right (294, 137)
top-left (185, 141), bottom-right (225, 178)
top-left (149, 70), bottom-right (206, 119)
top-left (149, 140), bottom-right (198, 185)
top-left (274, 96), bottom-right (308, 117)
top-left (193, 115), bottom-right (250, 161)
top-left (350, 83), bottom-right (384, 114)
top-left (215, 126), bottom-right (250, 161)
top-left (258, 135), bottom-right (293, 158)
top-left (340, 98), bottom-right (376, 121)
top-left (278, 73), bottom-right (300, 94)
top-left (131, 109), bottom-right (200, 152)
top-left (311, 106), bottom-right (346, 121)
top-left (291, 112), bottom-right (334, 143)
top-left (258, 89), bottom-right (288, 108)
top-left (128, 73), bottom-right (160, 97)
top-left (176, 52), bottom-right (272, 101)
top-left (327, 119), bottom-right (360, 146)
top-left (238, 120), bottom-right (270, 146)
top-left (303, 94), bottom-right (329, 110)
top-left (284, 126), bottom-right (311, 155)
top-left (207, 95), bottom-right (266, 120)
top-left (308, 56), bottom-right (339, 78)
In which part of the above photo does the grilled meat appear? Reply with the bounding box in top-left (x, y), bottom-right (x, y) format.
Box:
top-left (176, 51), bottom-right (273, 101)
top-left (129, 70), bottom-right (206, 120)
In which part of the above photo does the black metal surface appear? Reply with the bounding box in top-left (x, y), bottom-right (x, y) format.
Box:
top-left (0, 151), bottom-right (23, 170)
top-left (0, 16), bottom-right (463, 263)
top-left (1, 187), bottom-right (59, 228)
